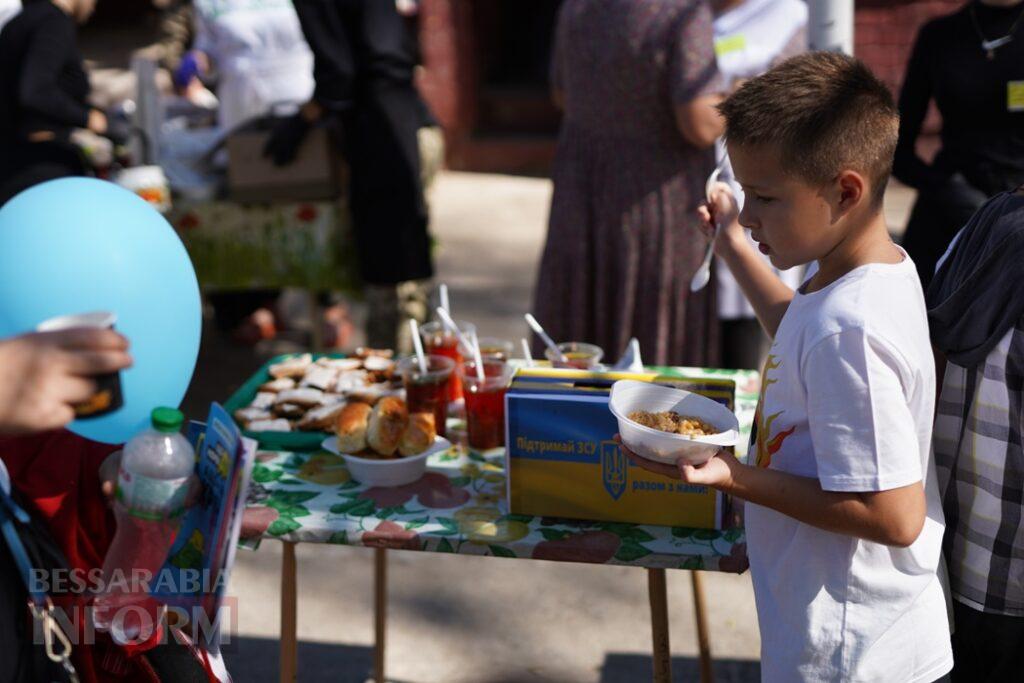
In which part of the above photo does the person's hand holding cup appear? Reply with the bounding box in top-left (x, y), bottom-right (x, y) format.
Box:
top-left (0, 312), bottom-right (132, 435)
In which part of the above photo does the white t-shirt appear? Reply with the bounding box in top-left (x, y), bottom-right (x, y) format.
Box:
top-left (194, 0), bottom-right (314, 132)
top-left (745, 249), bottom-right (953, 682)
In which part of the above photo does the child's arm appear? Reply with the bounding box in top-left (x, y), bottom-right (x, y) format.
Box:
top-left (622, 444), bottom-right (927, 547)
top-left (700, 184), bottom-right (794, 338)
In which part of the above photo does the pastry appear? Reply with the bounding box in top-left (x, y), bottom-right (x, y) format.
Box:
top-left (269, 354), bottom-right (312, 379)
top-left (247, 419), bottom-right (293, 432)
top-left (275, 388), bottom-right (324, 407)
top-left (346, 383), bottom-right (392, 405)
top-left (353, 347), bottom-right (394, 360)
top-left (335, 402), bottom-right (372, 452)
top-left (301, 366), bottom-right (339, 391)
top-left (235, 407), bottom-right (272, 424)
top-left (367, 396), bottom-right (408, 456)
top-left (259, 377), bottom-right (296, 393)
top-left (251, 392), bottom-right (276, 410)
top-left (315, 357), bottom-right (363, 372)
top-left (398, 412), bottom-right (436, 456)
top-left (298, 402), bottom-right (346, 431)
top-left (274, 403), bottom-right (305, 419)
top-left (335, 370), bottom-right (370, 393)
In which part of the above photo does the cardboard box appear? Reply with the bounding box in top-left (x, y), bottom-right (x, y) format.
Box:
top-left (226, 126), bottom-right (345, 202)
top-left (505, 368), bottom-right (736, 529)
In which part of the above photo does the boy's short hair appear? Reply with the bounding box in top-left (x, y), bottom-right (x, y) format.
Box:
top-left (718, 52), bottom-right (898, 207)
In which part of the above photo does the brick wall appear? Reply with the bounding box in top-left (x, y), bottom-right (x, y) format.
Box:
top-left (418, 0), bottom-right (967, 172)
top-left (855, 0), bottom-right (964, 94)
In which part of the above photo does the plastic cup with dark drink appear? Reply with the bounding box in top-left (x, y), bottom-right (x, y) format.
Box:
top-left (397, 354), bottom-right (455, 438)
top-left (545, 342), bottom-right (604, 370)
top-left (36, 311), bottom-right (124, 419)
top-left (476, 337), bottom-right (514, 362)
top-left (419, 320), bottom-right (476, 403)
top-left (458, 359), bottom-right (513, 451)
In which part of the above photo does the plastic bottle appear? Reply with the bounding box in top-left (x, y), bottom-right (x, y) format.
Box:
top-left (92, 407), bottom-right (195, 645)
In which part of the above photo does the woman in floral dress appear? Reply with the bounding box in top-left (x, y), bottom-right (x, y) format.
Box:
top-left (533, 0), bottom-right (724, 366)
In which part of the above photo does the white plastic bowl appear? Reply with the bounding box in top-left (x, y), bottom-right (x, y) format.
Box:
top-left (321, 436), bottom-right (451, 487)
top-left (609, 380), bottom-right (740, 465)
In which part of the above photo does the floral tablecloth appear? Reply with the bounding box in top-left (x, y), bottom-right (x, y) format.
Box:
top-left (168, 199), bottom-right (360, 292)
top-left (243, 368), bottom-right (759, 573)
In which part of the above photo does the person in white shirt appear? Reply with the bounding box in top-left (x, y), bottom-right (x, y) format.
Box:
top-left (189, 0), bottom-right (314, 132)
top-left (625, 53), bottom-right (953, 682)
top-left (710, 0), bottom-right (807, 370)
top-left (0, 0), bottom-right (20, 32)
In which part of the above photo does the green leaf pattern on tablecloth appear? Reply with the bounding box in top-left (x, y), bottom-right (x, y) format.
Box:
top-left (243, 367), bottom-right (756, 572)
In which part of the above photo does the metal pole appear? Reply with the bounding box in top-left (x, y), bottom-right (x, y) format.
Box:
top-left (806, 0), bottom-right (855, 56)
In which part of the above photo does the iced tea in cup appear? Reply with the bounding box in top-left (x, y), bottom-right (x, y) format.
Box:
top-left (545, 342), bottom-right (604, 370)
top-left (397, 355), bottom-right (455, 438)
top-left (476, 337), bottom-right (514, 361)
top-left (420, 320), bottom-right (476, 402)
top-left (459, 359), bottom-right (513, 451)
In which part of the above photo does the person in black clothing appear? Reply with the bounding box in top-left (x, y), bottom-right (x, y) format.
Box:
top-left (265, 0), bottom-right (434, 352)
top-left (0, 0), bottom-right (124, 207)
top-left (895, 0), bottom-right (1024, 288)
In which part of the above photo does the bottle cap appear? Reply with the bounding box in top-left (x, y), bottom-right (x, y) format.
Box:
top-left (151, 407), bottom-right (184, 433)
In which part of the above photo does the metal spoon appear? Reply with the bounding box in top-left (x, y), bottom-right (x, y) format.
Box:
top-left (689, 158), bottom-right (728, 292)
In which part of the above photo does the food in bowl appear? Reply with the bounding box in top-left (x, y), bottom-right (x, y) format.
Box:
top-left (627, 410), bottom-right (718, 437)
top-left (334, 397), bottom-right (436, 458)
top-left (608, 380), bottom-right (740, 465)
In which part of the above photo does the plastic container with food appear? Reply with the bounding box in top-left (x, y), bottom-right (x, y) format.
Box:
top-left (321, 435), bottom-right (452, 487)
top-left (608, 380), bottom-right (740, 466)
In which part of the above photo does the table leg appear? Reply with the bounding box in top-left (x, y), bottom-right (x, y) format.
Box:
top-left (647, 568), bottom-right (671, 683)
top-left (308, 290), bottom-right (324, 353)
top-left (691, 570), bottom-right (714, 683)
top-left (375, 548), bottom-right (387, 683)
top-left (280, 541), bottom-right (298, 683)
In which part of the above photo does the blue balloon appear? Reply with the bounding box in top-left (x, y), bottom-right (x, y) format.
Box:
top-left (0, 178), bottom-right (201, 444)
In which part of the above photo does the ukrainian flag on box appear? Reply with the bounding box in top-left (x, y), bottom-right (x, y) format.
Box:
top-left (505, 368), bottom-right (735, 529)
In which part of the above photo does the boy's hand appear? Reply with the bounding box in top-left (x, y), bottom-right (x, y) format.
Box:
top-left (677, 449), bottom-right (740, 489)
top-left (615, 435), bottom-right (740, 490)
top-left (615, 435), bottom-right (682, 479)
top-left (697, 181), bottom-right (745, 258)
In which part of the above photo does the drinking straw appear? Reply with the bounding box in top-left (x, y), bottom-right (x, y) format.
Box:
top-left (524, 313), bottom-right (567, 362)
top-left (469, 330), bottom-right (486, 381)
top-left (521, 338), bottom-right (534, 367)
top-left (439, 283), bottom-right (450, 316)
top-left (409, 319), bottom-right (428, 374)
top-left (435, 307), bottom-right (477, 357)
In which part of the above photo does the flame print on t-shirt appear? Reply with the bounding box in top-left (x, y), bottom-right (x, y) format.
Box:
top-left (751, 352), bottom-right (796, 468)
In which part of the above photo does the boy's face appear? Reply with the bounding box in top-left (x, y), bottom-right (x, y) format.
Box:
top-left (728, 143), bottom-right (844, 271)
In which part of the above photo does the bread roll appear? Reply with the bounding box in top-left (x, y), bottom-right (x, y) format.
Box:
top-left (399, 412), bottom-right (436, 456)
top-left (367, 397), bottom-right (408, 456)
top-left (335, 402), bottom-right (372, 453)
top-left (298, 403), bottom-right (345, 432)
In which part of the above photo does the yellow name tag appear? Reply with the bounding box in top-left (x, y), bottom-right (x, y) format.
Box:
top-left (715, 34), bottom-right (747, 57)
top-left (1008, 81), bottom-right (1024, 112)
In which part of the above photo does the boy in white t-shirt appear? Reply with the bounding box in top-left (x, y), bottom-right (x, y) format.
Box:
top-left (623, 52), bottom-right (953, 682)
